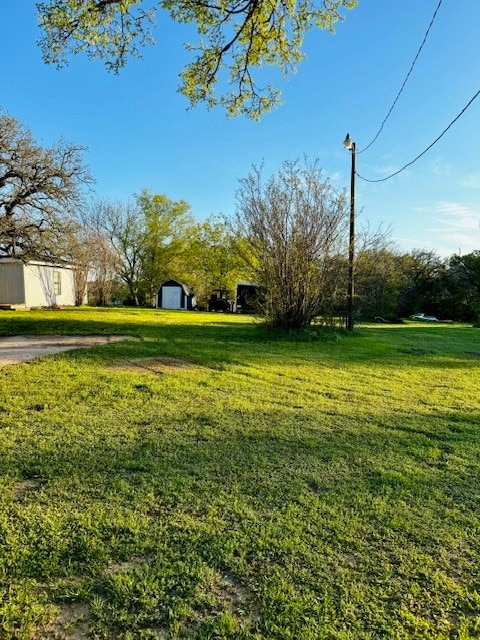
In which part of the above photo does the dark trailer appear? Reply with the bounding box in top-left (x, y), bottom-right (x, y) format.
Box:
top-left (234, 282), bottom-right (261, 313)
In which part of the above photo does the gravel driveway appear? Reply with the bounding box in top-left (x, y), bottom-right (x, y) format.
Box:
top-left (0, 335), bottom-right (129, 367)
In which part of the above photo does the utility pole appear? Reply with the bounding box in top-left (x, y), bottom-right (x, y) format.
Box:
top-left (343, 133), bottom-right (356, 331)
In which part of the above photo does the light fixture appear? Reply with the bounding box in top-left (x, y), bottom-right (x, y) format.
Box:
top-left (343, 133), bottom-right (353, 150)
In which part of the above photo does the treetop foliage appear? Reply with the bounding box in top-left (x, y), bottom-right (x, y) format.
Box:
top-left (37, 0), bottom-right (357, 118)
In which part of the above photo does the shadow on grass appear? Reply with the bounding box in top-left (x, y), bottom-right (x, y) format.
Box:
top-left (1, 374), bottom-right (479, 637)
top-left (6, 400), bottom-right (479, 513)
top-left (1, 312), bottom-right (479, 638)
top-left (1, 308), bottom-right (479, 373)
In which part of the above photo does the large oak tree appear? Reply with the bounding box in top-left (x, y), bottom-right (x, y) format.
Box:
top-left (0, 113), bottom-right (91, 261)
top-left (37, 0), bottom-right (357, 118)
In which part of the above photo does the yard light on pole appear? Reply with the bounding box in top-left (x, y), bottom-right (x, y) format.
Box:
top-left (343, 133), bottom-right (356, 331)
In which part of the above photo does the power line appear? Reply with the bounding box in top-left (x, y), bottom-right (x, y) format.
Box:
top-left (358, 0), bottom-right (443, 155)
top-left (356, 88), bottom-right (480, 183)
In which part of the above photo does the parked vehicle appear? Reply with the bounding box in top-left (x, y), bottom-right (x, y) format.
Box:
top-left (411, 312), bottom-right (438, 322)
top-left (208, 290), bottom-right (231, 312)
top-left (234, 282), bottom-right (262, 313)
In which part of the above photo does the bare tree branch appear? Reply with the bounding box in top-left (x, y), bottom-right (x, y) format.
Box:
top-left (233, 158), bottom-right (348, 328)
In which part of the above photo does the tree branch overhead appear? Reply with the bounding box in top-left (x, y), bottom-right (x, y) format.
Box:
top-left (37, 0), bottom-right (357, 118)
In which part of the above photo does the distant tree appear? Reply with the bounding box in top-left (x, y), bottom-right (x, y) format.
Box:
top-left (234, 158), bottom-right (348, 329)
top-left (66, 226), bottom-right (93, 305)
top-left (353, 247), bottom-right (480, 322)
top-left (185, 217), bottom-right (248, 306)
top-left (37, 0), bottom-right (357, 119)
top-left (85, 192), bottom-right (195, 306)
top-left (87, 234), bottom-right (118, 306)
top-left (443, 251), bottom-right (480, 321)
top-left (71, 204), bottom-right (121, 306)
top-left (0, 112), bottom-right (91, 260)
top-left (354, 240), bottom-right (406, 321)
top-left (355, 250), bottom-right (404, 320)
top-left (137, 190), bottom-right (196, 306)
top-left (92, 199), bottom-right (146, 305)
top-left (396, 250), bottom-right (445, 318)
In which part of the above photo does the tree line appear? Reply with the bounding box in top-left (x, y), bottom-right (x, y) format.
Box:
top-left (354, 248), bottom-right (480, 324)
top-left (1, 111), bottom-right (479, 328)
top-left (73, 193), bottom-right (247, 309)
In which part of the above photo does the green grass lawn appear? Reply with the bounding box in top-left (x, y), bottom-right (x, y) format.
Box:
top-left (0, 308), bottom-right (479, 639)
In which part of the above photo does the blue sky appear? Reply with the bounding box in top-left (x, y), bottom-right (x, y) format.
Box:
top-left (1, 0), bottom-right (479, 257)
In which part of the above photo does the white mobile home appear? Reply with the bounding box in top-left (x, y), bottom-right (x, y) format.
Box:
top-left (0, 259), bottom-right (83, 308)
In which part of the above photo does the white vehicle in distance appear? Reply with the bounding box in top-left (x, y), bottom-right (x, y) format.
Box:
top-left (411, 312), bottom-right (438, 322)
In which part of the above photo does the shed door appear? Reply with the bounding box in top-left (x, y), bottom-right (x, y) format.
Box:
top-left (162, 286), bottom-right (182, 309)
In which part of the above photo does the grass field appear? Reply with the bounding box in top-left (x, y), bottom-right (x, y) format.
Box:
top-left (0, 308), bottom-right (479, 639)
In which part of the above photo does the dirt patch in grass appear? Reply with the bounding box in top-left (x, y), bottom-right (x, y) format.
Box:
top-left (111, 356), bottom-right (196, 375)
top-left (103, 556), bottom-right (146, 575)
top-left (216, 571), bottom-right (259, 621)
top-left (12, 477), bottom-right (42, 500)
top-left (35, 602), bottom-right (90, 640)
top-left (183, 571), bottom-right (259, 637)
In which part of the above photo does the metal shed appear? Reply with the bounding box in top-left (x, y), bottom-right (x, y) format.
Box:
top-left (156, 280), bottom-right (196, 310)
top-left (0, 259), bottom-right (82, 308)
